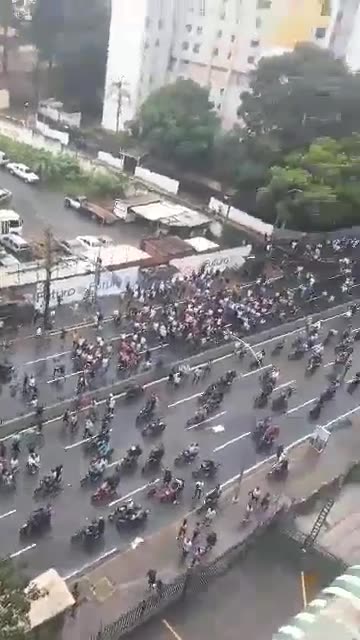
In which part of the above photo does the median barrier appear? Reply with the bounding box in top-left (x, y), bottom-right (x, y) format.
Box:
top-left (2, 295), bottom-right (357, 439)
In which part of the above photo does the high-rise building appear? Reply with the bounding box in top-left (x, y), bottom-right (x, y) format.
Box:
top-left (101, 0), bottom-right (335, 132)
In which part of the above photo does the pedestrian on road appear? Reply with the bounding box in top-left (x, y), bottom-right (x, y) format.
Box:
top-left (193, 368), bottom-right (202, 384)
top-left (182, 537), bottom-right (192, 560)
top-left (248, 486), bottom-right (261, 506)
top-left (0, 442), bottom-right (6, 458)
top-left (204, 507), bottom-right (216, 527)
top-left (205, 531), bottom-right (217, 551)
top-left (191, 523), bottom-right (201, 544)
top-left (193, 480), bottom-right (204, 500)
top-left (156, 578), bottom-right (163, 596)
top-left (260, 492), bottom-right (271, 510)
top-left (163, 468), bottom-right (172, 486)
top-left (146, 569), bottom-right (157, 590)
top-left (177, 518), bottom-right (187, 541)
top-left (276, 444), bottom-right (284, 461)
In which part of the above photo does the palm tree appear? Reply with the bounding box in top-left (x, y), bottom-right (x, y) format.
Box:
top-left (0, 0), bottom-right (13, 75)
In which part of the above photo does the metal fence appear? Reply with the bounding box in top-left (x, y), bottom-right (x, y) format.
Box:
top-left (91, 509), bottom-right (283, 640)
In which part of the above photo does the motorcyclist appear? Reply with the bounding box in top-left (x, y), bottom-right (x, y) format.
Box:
top-left (127, 444), bottom-right (142, 458)
top-left (27, 451), bottom-right (41, 472)
top-left (51, 464), bottom-right (63, 483)
top-left (201, 459), bottom-right (216, 473)
top-left (83, 418), bottom-right (95, 439)
top-left (273, 452), bottom-right (289, 474)
top-left (205, 484), bottom-right (221, 504)
top-left (30, 505), bottom-right (51, 526)
top-left (149, 443), bottom-right (164, 461)
top-left (87, 517), bottom-right (105, 538)
top-left (11, 434), bottom-right (20, 455)
top-left (89, 457), bottom-right (107, 476)
top-left (107, 393), bottom-right (116, 412)
top-left (186, 443), bottom-right (200, 458)
top-left (10, 455), bottom-right (19, 474)
top-left (146, 393), bottom-right (158, 412)
top-left (255, 349), bottom-right (266, 366)
top-left (103, 471), bottom-right (120, 492)
top-left (163, 468), bottom-right (172, 485)
top-left (62, 409), bottom-right (70, 426)
top-left (262, 424), bottom-right (279, 446)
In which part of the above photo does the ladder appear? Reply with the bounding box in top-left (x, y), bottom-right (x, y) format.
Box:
top-left (303, 497), bottom-right (335, 550)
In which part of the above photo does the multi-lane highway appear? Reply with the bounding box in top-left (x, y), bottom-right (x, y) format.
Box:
top-left (0, 305), bottom-right (359, 579)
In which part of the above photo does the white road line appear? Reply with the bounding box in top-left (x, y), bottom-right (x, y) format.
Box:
top-left (25, 351), bottom-right (71, 366)
top-left (107, 459), bottom-right (121, 469)
top-left (241, 364), bottom-right (272, 378)
top-left (274, 380), bottom-right (296, 392)
top-left (213, 431), bottom-right (251, 453)
top-left (10, 543), bottom-right (36, 559)
top-left (324, 361), bottom-right (334, 368)
top-left (0, 509), bottom-right (16, 520)
top-left (109, 480), bottom-right (160, 507)
top-left (47, 371), bottom-right (80, 384)
top-left (64, 437), bottom-right (93, 451)
top-left (322, 404), bottom-right (360, 430)
top-left (63, 547), bottom-right (118, 581)
top-left (220, 433), bottom-right (311, 489)
top-left (286, 398), bottom-right (317, 415)
top-left (168, 392), bottom-right (201, 408)
top-left (186, 410), bottom-right (227, 430)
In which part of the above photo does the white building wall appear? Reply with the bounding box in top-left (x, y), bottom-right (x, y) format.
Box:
top-left (102, 0), bottom-right (346, 132)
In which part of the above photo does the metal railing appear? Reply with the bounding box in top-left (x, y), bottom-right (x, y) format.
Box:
top-left (90, 509), bottom-right (283, 640)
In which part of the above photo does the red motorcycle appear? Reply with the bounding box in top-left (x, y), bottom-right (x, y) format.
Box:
top-left (91, 483), bottom-right (118, 505)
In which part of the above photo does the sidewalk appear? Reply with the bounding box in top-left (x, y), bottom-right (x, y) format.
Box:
top-left (62, 425), bottom-right (360, 640)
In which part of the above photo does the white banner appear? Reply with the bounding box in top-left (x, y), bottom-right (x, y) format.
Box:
top-left (170, 246), bottom-right (252, 276)
top-left (34, 267), bottom-right (139, 309)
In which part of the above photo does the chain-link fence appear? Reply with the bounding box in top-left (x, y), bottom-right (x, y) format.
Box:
top-left (90, 508), bottom-right (283, 640)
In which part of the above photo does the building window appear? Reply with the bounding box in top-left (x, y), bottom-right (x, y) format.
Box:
top-left (231, 34), bottom-right (236, 42)
top-left (247, 55), bottom-right (255, 63)
top-left (144, 41), bottom-right (149, 50)
top-left (182, 41), bottom-right (189, 50)
top-left (155, 38), bottom-right (160, 47)
top-left (220, 88), bottom-right (225, 95)
top-left (256, 17), bottom-right (262, 28)
top-left (227, 51), bottom-right (232, 59)
top-left (186, 24), bottom-right (192, 32)
top-left (213, 47), bottom-right (219, 56)
top-left (158, 19), bottom-right (163, 29)
top-left (217, 29), bottom-right (222, 37)
top-left (315, 27), bottom-right (326, 39)
top-left (250, 39), bottom-right (260, 47)
top-left (197, 25), bottom-right (203, 34)
top-left (145, 17), bottom-right (151, 28)
top-left (193, 43), bottom-right (201, 53)
top-left (199, 0), bottom-right (206, 17)
top-left (321, 0), bottom-right (330, 16)
top-left (257, 0), bottom-right (271, 8)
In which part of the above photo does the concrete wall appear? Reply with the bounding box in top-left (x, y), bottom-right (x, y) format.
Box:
top-left (36, 120), bottom-right (70, 146)
top-left (38, 103), bottom-right (81, 128)
top-left (97, 151), bottom-right (124, 171)
top-left (135, 166), bottom-right (179, 194)
top-left (209, 197), bottom-right (273, 238)
top-left (0, 90), bottom-right (10, 110)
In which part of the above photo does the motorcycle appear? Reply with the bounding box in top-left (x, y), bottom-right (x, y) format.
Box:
top-left (253, 391), bottom-right (269, 409)
top-left (26, 460), bottom-right (40, 475)
top-left (80, 467), bottom-right (105, 487)
top-left (192, 462), bottom-right (220, 479)
top-left (288, 349), bottom-right (305, 361)
top-left (196, 489), bottom-right (221, 514)
top-left (309, 402), bottom-right (322, 420)
top-left (174, 449), bottom-right (199, 466)
top-left (19, 507), bottom-right (52, 538)
top-left (115, 509), bottom-right (149, 530)
top-left (186, 408), bottom-right (209, 428)
top-left (71, 521), bottom-right (105, 544)
top-left (271, 394), bottom-right (288, 412)
top-left (147, 481), bottom-right (184, 503)
top-left (141, 454), bottom-right (164, 474)
top-left (91, 484), bottom-right (118, 504)
top-left (267, 461), bottom-right (289, 480)
top-left (34, 476), bottom-right (62, 499)
top-left (136, 404), bottom-right (155, 425)
top-left (306, 358), bottom-right (321, 376)
top-left (141, 419), bottom-right (166, 438)
top-left (125, 384), bottom-right (144, 401)
top-left (348, 378), bottom-right (360, 395)
top-left (108, 502), bottom-right (143, 522)
top-left (271, 341), bottom-right (285, 356)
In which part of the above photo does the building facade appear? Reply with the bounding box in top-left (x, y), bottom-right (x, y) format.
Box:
top-left (101, 0), bottom-right (339, 132)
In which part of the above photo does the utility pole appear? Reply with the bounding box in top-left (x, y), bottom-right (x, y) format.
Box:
top-left (93, 253), bottom-right (102, 308)
top-left (114, 77), bottom-right (124, 134)
top-left (43, 228), bottom-right (54, 330)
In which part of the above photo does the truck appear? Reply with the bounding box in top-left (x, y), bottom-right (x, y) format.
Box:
top-left (64, 195), bottom-right (117, 225)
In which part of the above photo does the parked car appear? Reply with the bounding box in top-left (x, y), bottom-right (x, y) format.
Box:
top-left (64, 195), bottom-right (85, 210)
top-left (0, 234), bottom-right (31, 258)
top-left (0, 151), bottom-right (10, 167)
top-left (7, 163), bottom-right (39, 184)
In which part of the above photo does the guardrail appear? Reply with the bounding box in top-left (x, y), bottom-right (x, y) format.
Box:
top-left (2, 294), bottom-right (356, 440)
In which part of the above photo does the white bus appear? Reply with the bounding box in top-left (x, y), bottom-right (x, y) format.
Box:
top-left (0, 210), bottom-right (23, 236)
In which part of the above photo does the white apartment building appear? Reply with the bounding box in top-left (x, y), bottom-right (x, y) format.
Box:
top-left (101, 0), bottom-right (336, 132)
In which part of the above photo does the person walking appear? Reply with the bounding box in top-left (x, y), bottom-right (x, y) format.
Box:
top-left (176, 518), bottom-right (187, 541)
top-left (146, 568), bottom-right (157, 590)
top-left (193, 480), bottom-right (204, 500)
top-left (182, 537), bottom-right (192, 560)
top-left (191, 523), bottom-right (201, 544)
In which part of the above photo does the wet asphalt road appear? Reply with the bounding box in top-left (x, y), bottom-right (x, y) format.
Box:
top-left (0, 307), bottom-right (359, 579)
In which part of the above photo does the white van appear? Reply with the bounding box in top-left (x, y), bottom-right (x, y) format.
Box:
top-left (0, 233), bottom-right (31, 257)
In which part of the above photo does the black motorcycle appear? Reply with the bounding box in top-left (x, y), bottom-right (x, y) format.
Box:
top-left (80, 468), bottom-right (104, 487)
top-left (34, 476), bottom-right (62, 499)
top-left (71, 519), bottom-right (105, 544)
top-left (125, 384), bottom-right (144, 401)
top-left (115, 509), bottom-right (149, 530)
top-left (136, 404), bottom-right (155, 424)
top-left (19, 507), bottom-right (52, 538)
top-left (141, 454), bottom-right (164, 474)
top-left (309, 402), bottom-right (322, 420)
top-left (141, 419), bottom-right (166, 437)
top-left (253, 391), bottom-right (269, 409)
top-left (174, 449), bottom-right (199, 466)
top-left (192, 462), bottom-right (220, 479)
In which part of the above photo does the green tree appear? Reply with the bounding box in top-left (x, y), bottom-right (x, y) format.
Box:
top-left (0, 558), bottom-right (31, 640)
top-left (31, 0), bottom-right (64, 70)
top-left (239, 43), bottom-right (360, 153)
top-left (0, 0), bottom-right (14, 75)
top-left (138, 78), bottom-right (220, 169)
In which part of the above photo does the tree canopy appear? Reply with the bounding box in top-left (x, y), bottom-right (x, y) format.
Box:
top-left (138, 78), bottom-right (220, 169)
top-left (0, 558), bottom-right (31, 640)
top-left (238, 43), bottom-right (360, 153)
top-left (256, 136), bottom-right (360, 230)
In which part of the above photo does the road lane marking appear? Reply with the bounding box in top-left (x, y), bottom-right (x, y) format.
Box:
top-left (162, 619), bottom-right (183, 640)
top-left (64, 437), bottom-right (93, 451)
top-left (213, 431), bottom-right (251, 453)
top-left (10, 543), bottom-right (36, 559)
top-left (322, 404), bottom-right (360, 430)
top-left (274, 380), bottom-right (296, 392)
top-left (324, 361), bottom-right (334, 368)
top-left (108, 480), bottom-right (160, 507)
top-left (0, 509), bottom-right (16, 520)
top-left (186, 410), bottom-right (227, 430)
top-left (286, 398), bottom-right (317, 415)
top-left (242, 364), bottom-right (272, 378)
top-left (168, 392), bottom-right (201, 408)
top-left (107, 459), bottom-right (122, 469)
top-left (220, 433), bottom-right (311, 489)
top-left (63, 547), bottom-right (118, 581)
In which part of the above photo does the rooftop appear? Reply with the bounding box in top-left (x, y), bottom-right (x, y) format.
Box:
top-left (26, 568), bottom-right (74, 630)
top-left (83, 243), bottom-right (150, 267)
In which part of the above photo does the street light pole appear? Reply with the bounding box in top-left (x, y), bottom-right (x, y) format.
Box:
top-left (93, 252), bottom-right (102, 308)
